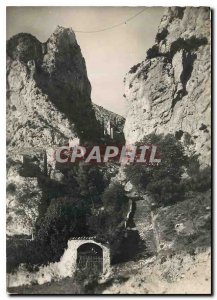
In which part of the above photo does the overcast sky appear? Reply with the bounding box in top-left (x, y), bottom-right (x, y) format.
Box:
top-left (7, 6), bottom-right (164, 116)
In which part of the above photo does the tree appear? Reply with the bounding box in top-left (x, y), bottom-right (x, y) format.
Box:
top-left (102, 182), bottom-right (128, 213)
top-left (75, 164), bottom-right (106, 207)
top-left (36, 196), bottom-right (87, 261)
top-left (35, 163), bottom-right (107, 261)
top-left (125, 134), bottom-right (187, 206)
top-left (99, 182), bottom-right (129, 259)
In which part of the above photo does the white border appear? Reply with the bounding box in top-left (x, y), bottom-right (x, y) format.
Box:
top-left (3, 0), bottom-right (215, 6)
top-left (0, 1), bottom-right (215, 299)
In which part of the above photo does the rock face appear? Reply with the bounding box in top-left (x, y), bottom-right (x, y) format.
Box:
top-left (6, 26), bottom-right (122, 236)
top-left (93, 103), bottom-right (125, 143)
top-left (124, 7), bottom-right (211, 166)
top-left (7, 26), bottom-right (100, 151)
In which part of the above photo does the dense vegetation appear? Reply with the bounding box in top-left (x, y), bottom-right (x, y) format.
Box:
top-left (7, 163), bottom-right (106, 271)
top-left (124, 134), bottom-right (211, 207)
top-left (7, 133), bottom-right (211, 272)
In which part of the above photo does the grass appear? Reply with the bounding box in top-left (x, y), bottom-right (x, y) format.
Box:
top-left (8, 277), bottom-right (84, 295)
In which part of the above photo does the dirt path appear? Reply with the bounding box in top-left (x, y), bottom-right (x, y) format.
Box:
top-left (102, 248), bottom-right (211, 294)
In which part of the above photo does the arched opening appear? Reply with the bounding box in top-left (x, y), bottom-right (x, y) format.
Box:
top-left (76, 243), bottom-right (103, 274)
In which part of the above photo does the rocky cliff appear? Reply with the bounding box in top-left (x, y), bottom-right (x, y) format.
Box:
top-left (6, 26), bottom-right (123, 236)
top-left (93, 103), bottom-right (125, 143)
top-left (124, 7), bottom-right (211, 166)
top-left (7, 26), bottom-right (101, 151)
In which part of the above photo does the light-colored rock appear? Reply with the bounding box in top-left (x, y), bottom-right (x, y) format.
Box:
top-left (6, 26), bottom-right (125, 236)
top-left (6, 27), bottom-right (100, 235)
top-left (124, 7), bottom-right (211, 167)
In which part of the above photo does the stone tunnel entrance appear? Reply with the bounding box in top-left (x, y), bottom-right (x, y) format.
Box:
top-left (77, 243), bottom-right (103, 274)
top-left (57, 239), bottom-right (110, 277)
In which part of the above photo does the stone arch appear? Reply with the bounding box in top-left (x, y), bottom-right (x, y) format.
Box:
top-left (58, 239), bottom-right (110, 277)
top-left (76, 242), bottom-right (103, 274)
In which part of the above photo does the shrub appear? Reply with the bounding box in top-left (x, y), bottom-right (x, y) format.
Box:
top-left (170, 36), bottom-right (208, 56)
top-left (7, 239), bottom-right (53, 273)
top-left (183, 166), bottom-right (211, 193)
top-left (146, 45), bottom-right (161, 59)
top-left (156, 28), bottom-right (168, 43)
top-left (129, 63), bottom-right (141, 74)
top-left (176, 7), bottom-right (186, 19)
top-left (186, 154), bottom-right (200, 177)
top-left (75, 164), bottom-right (106, 206)
top-left (100, 182), bottom-right (129, 260)
top-left (7, 163), bottom-right (109, 272)
top-left (102, 182), bottom-right (128, 213)
top-left (6, 183), bottom-right (16, 194)
top-left (36, 196), bottom-right (88, 261)
top-left (125, 134), bottom-right (187, 207)
top-left (146, 178), bottom-right (185, 206)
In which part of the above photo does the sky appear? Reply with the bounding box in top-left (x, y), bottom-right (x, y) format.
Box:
top-left (6, 6), bottom-right (164, 116)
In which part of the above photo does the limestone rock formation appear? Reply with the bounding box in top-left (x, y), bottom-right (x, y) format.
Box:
top-left (124, 7), bottom-right (211, 166)
top-left (7, 26), bottom-right (100, 152)
top-left (93, 103), bottom-right (125, 143)
top-left (6, 26), bottom-right (121, 236)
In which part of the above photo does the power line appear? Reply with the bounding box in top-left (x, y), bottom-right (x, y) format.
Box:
top-left (73, 7), bottom-right (147, 33)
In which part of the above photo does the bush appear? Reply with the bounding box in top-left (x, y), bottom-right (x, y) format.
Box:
top-left (7, 163), bottom-right (109, 272)
top-left (6, 183), bottom-right (16, 194)
top-left (75, 164), bottom-right (106, 206)
top-left (170, 36), bottom-right (208, 56)
top-left (125, 134), bottom-right (187, 207)
top-left (7, 239), bottom-right (53, 273)
top-left (36, 196), bottom-right (88, 261)
top-left (147, 178), bottom-right (185, 206)
top-left (129, 63), bottom-right (141, 74)
top-left (100, 182), bottom-right (129, 260)
top-left (183, 166), bottom-right (211, 193)
top-left (36, 163), bottom-right (107, 245)
top-left (185, 154), bottom-right (200, 177)
top-left (156, 28), bottom-right (168, 43)
top-left (103, 182), bottom-right (128, 212)
top-left (146, 45), bottom-right (161, 59)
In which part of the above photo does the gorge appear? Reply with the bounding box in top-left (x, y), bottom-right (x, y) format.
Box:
top-left (6, 6), bottom-right (211, 294)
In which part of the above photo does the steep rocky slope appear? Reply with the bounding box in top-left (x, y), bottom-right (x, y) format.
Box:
top-left (7, 26), bottom-right (100, 151)
top-left (124, 7), bottom-right (211, 166)
top-left (134, 190), bottom-right (211, 254)
top-left (100, 248), bottom-right (211, 294)
top-left (6, 26), bottom-right (123, 236)
top-left (93, 103), bottom-right (125, 142)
